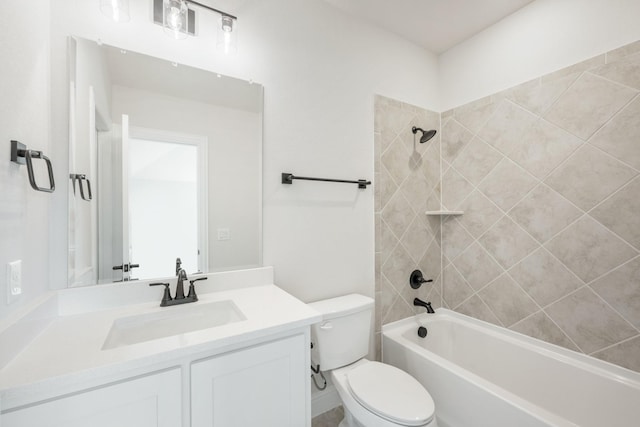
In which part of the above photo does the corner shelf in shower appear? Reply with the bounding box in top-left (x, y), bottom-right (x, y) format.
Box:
top-left (425, 210), bottom-right (464, 216)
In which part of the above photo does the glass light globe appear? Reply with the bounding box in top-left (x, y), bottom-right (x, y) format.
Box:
top-left (163, 0), bottom-right (188, 39)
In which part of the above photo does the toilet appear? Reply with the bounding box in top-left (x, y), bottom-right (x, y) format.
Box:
top-left (309, 294), bottom-right (437, 427)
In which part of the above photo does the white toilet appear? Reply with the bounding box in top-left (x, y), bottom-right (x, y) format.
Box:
top-left (309, 294), bottom-right (438, 427)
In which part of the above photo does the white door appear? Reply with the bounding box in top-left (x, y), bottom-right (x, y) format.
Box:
top-left (127, 127), bottom-right (208, 279)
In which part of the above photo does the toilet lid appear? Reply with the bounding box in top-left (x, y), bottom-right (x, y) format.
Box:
top-left (347, 362), bottom-right (435, 426)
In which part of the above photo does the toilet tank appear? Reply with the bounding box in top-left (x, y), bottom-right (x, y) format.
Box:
top-left (308, 294), bottom-right (374, 371)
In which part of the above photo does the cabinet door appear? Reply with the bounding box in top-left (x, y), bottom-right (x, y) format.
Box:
top-left (191, 334), bottom-right (307, 427)
top-left (1, 368), bottom-right (181, 427)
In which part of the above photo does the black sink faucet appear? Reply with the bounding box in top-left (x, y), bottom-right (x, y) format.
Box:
top-left (414, 298), bottom-right (435, 314)
top-left (175, 268), bottom-right (188, 300)
top-left (149, 257), bottom-right (208, 307)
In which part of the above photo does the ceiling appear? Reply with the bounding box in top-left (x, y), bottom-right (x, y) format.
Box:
top-left (321, 0), bottom-right (536, 53)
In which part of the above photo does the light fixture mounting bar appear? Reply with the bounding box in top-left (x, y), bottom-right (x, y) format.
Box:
top-left (187, 0), bottom-right (237, 20)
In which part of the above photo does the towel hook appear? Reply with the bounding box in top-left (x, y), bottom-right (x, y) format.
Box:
top-left (70, 174), bottom-right (92, 201)
top-left (10, 140), bottom-right (55, 193)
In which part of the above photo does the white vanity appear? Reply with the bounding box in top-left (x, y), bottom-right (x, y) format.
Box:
top-left (0, 267), bottom-right (320, 426)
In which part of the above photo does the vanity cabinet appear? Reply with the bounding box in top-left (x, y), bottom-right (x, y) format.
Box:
top-left (1, 369), bottom-right (181, 427)
top-left (1, 331), bottom-right (311, 427)
top-left (191, 334), bottom-right (308, 427)
top-left (0, 282), bottom-right (317, 427)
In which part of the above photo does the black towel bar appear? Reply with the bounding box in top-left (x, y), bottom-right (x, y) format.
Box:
top-left (282, 173), bottom-right (371, 189)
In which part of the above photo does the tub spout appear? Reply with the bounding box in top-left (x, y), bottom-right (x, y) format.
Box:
top-left (414, 298), bottom-right (435, 314)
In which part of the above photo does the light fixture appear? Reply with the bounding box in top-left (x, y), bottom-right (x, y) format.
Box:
top-left (163, 0), bottom-right (188, 40)
top-left (217, 14), bottom-right (238, 55)
top-left (100, 0), bottom-right (131, 23)
top-left (154, 0), bottom-right (238, 54)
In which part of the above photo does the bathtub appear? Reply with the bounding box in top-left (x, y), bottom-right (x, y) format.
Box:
top-left (382, 309), bottom-right (640, 427)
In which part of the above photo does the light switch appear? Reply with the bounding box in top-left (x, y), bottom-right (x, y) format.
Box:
top-left (217, 228), bottom-right (230, 241)
top-left (7, 260), bottom-right (22, 304)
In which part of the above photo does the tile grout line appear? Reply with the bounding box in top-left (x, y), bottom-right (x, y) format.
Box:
top-left (545, 73), bottom-right (638, 142)
top-left (510, 308), bottom-right (584, 353)
top-left (586, 69), bottom-right (640, 95)
top-left (539, 306), bottom-right (586, 353)
top-left (508, 74), bottom-right (574, 118)
top-left (444, 261), bottom-right (476, 309)
top-left (587, 138), bottom-right (640, 178)
top-left (535, 69), bottom-right (589, 123)
top-left (477, 292), bottom-right (506, 327)
top-left (583, 176), bottom-right (640, 253)
top-left (379, 216), bottom-right (401, 266)
top-left (536, 283), bottom-right (630, 336)
top-left (585, 283), bottom-right (640, 336)
top-left (585, 90), bottom-right (640, 166)
top-left (588, 332), bottom-right (640, 357)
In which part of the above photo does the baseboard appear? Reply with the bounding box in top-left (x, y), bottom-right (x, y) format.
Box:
top-left (311, 384), bottom-right (341, 418)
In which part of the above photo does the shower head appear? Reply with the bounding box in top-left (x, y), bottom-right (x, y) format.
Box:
top-left (412, 126), bottom-right (437, 144)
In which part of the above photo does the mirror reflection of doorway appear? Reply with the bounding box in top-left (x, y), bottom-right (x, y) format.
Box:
top-left (128, 129), bottom-right (208, 280)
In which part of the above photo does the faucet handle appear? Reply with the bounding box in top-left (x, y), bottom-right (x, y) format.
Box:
top-left (150, 282), bottom-right (172, 306)
top-left (410, 270), bottom-right (433, 289)
top-left (187, 277), bottom-right (207, 301)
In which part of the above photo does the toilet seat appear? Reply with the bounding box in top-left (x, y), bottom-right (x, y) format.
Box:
top-left (346, 361), bottom-right (435, 426)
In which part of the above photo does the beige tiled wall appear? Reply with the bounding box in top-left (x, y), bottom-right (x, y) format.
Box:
top-left (373, 95), bottom-right (442, 359)
top-left (441, 40), bottom-right (640, 373)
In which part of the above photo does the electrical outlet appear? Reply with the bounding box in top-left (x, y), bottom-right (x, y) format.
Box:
top-left (217, 228), bottom-right (231, 241)
top-left (7, 260), bottom-right (22, 305)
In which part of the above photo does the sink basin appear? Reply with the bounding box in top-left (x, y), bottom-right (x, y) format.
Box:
top-left (102, 300), bottom-right (246, 350)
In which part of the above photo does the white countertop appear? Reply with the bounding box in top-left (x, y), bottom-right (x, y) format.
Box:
top-left (0, 277), bottom-right (321, 410)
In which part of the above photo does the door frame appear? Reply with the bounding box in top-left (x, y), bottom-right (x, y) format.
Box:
top-left (128, 126), bottom-right (209, 275)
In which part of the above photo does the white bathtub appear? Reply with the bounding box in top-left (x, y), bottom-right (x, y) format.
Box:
top-left (382, 310), bottom-right (640, 427)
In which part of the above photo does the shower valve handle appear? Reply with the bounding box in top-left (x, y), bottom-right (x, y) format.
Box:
top-left (410, 270), bottom-right (433, 289)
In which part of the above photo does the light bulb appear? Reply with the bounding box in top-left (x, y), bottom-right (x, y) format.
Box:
top-left (169, 7), bottom-right (182, 30)
top-left (163, 0), bottom-right (188, 39)
top-left (223, 31), bottom-right (232, 54)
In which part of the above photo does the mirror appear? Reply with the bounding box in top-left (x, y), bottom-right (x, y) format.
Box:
top-left (68, 36), bottom-right (263, 286)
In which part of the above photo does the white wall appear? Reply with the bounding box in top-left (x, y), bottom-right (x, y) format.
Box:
top-left (49, 0), bottom-right (440, 302)
top-left (0, 0), bottom-right (51, 319)
top-left (439, 0), bottom-right (640, 110)
top-left (74, 38), bottom-right (113, 131)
